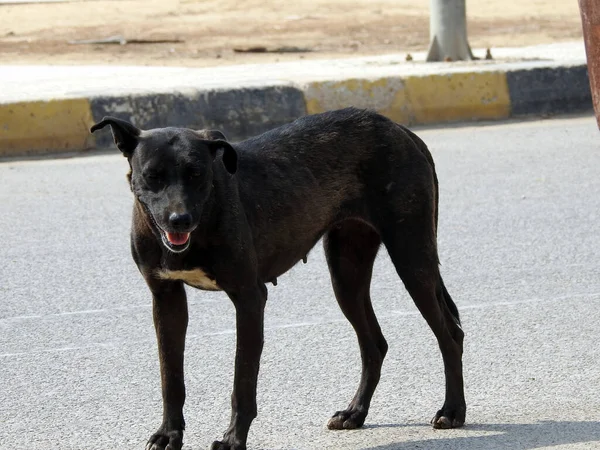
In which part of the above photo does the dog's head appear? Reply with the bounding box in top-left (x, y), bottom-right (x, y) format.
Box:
top-left (91, 116), bottom-right (237, 253)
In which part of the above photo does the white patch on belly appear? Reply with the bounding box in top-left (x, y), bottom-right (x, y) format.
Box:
top-left (156, 269), bottom-right (221, 291)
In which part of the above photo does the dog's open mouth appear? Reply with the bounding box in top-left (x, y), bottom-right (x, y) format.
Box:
top-left (166, 232), bottom-right (190, 246)
top-left (160, 231), bottom-right (191, 253)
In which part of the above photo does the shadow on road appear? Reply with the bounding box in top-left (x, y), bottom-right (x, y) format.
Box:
top-left (366, 420), bottom-right (600, 449)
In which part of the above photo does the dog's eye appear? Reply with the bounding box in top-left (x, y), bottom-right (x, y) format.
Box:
top-left (145, 171), bottom-right (163, 183)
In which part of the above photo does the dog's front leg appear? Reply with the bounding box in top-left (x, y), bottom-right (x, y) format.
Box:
top-left (146, 278), bottom-right (188, 450)
top-left (212, 283), bottom-right (267, 450)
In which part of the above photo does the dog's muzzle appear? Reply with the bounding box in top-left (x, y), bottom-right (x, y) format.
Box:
top-left (139, 201), bottom-right (193, 253)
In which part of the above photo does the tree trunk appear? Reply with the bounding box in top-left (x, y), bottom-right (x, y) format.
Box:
top-left (426, 0), bottom-right (473, 62)
top-left (579, 0), bottom-right (600, 129)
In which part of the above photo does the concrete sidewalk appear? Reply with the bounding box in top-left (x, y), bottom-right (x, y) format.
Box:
top-left (0, 41), bottom-right (593, 157)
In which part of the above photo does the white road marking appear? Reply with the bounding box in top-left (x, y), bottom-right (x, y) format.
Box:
top-left (1, 291), bottom-right (598, 359)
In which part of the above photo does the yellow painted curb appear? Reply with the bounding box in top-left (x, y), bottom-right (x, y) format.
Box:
top-left (404, 72), bottom-right (510, 124)
top-left (303, 78), bottom-right (413, 124)
top-left (302, 72), bottom-right (510, 126)
top-left (0, 99), bottom-right (95, 157)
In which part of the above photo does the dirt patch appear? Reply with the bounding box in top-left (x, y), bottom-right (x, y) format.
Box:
top-left (0, 0), bottom-right (584, 67)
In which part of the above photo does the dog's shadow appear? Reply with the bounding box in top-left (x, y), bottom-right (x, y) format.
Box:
top-left (364, 420), bottom-right (600, 449)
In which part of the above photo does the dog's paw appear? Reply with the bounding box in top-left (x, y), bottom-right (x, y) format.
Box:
top-left (431, 405), bottom-right (466, 429)
top-left (327, 407), bottom-right (367, 430)
top-left (145, 429), bottom-right (183, 450)
top-left (210, 440), bottom-right (246, 450)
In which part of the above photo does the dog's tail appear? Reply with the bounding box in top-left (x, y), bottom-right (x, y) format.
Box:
top-left (440, 275), bottom-right (461, 324)
top-left (398, 125), bottom-right (460, 325)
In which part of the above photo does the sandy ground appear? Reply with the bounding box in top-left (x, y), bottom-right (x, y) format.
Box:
top-left (0, 0), bottom-right (584, 67)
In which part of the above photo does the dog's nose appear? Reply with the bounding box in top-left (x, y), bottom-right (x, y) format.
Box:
top-left (169, 212), bottom-right (192, 231)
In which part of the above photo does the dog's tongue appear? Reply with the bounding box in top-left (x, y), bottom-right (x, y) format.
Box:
top-left (166, 232), bottom-right (190, 246)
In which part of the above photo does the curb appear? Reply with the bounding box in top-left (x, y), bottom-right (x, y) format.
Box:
top-left (0, 99), bottom-right (95, 157)
top-left (90, 86), bottom-right (307, 150)
top-left (0, 62), bottom-right (592, 157)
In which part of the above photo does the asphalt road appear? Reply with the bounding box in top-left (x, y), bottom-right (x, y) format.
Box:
top-left (1, 116), bottom-right (599, 450)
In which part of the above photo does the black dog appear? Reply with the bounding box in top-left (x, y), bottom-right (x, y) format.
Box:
top-left (91, 107), bottom-right (465, 450)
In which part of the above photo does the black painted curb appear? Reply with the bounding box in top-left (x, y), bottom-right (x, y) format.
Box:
top-left (507, 65), bottom-right (592, 116)
top-left (90, 85), bottom-right (307, 149)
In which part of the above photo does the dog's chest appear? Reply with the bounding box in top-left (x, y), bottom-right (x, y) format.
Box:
top-left (156, 268), bottom-right (221, 291)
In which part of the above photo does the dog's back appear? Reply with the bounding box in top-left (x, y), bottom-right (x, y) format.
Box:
top-left (231, 107), bottom-right (437, 281)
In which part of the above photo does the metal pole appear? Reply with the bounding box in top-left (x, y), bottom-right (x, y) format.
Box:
top-left (426, 0), bottom-right (474, 62)
top-left (579, 0), bottom-right (600, 129)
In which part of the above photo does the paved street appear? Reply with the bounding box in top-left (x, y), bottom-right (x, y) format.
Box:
top-left (1, 116), bottom-right (599, 450)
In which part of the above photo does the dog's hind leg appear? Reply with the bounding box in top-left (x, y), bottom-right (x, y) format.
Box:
top-left (324, 220), bottom-right (387, 430)
top-left (382, 216), bottom-right (465, 429)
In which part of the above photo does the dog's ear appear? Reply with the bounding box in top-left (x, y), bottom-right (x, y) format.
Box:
top-left (195, 129), bottom-right (227, 141)
top-left (90, 116), bottom-right (141, 157)
top-left (208, 140), bottom-right (237, 174)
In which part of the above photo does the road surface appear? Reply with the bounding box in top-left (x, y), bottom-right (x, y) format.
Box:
top-left (1, 116), bottom-right (599, 449)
